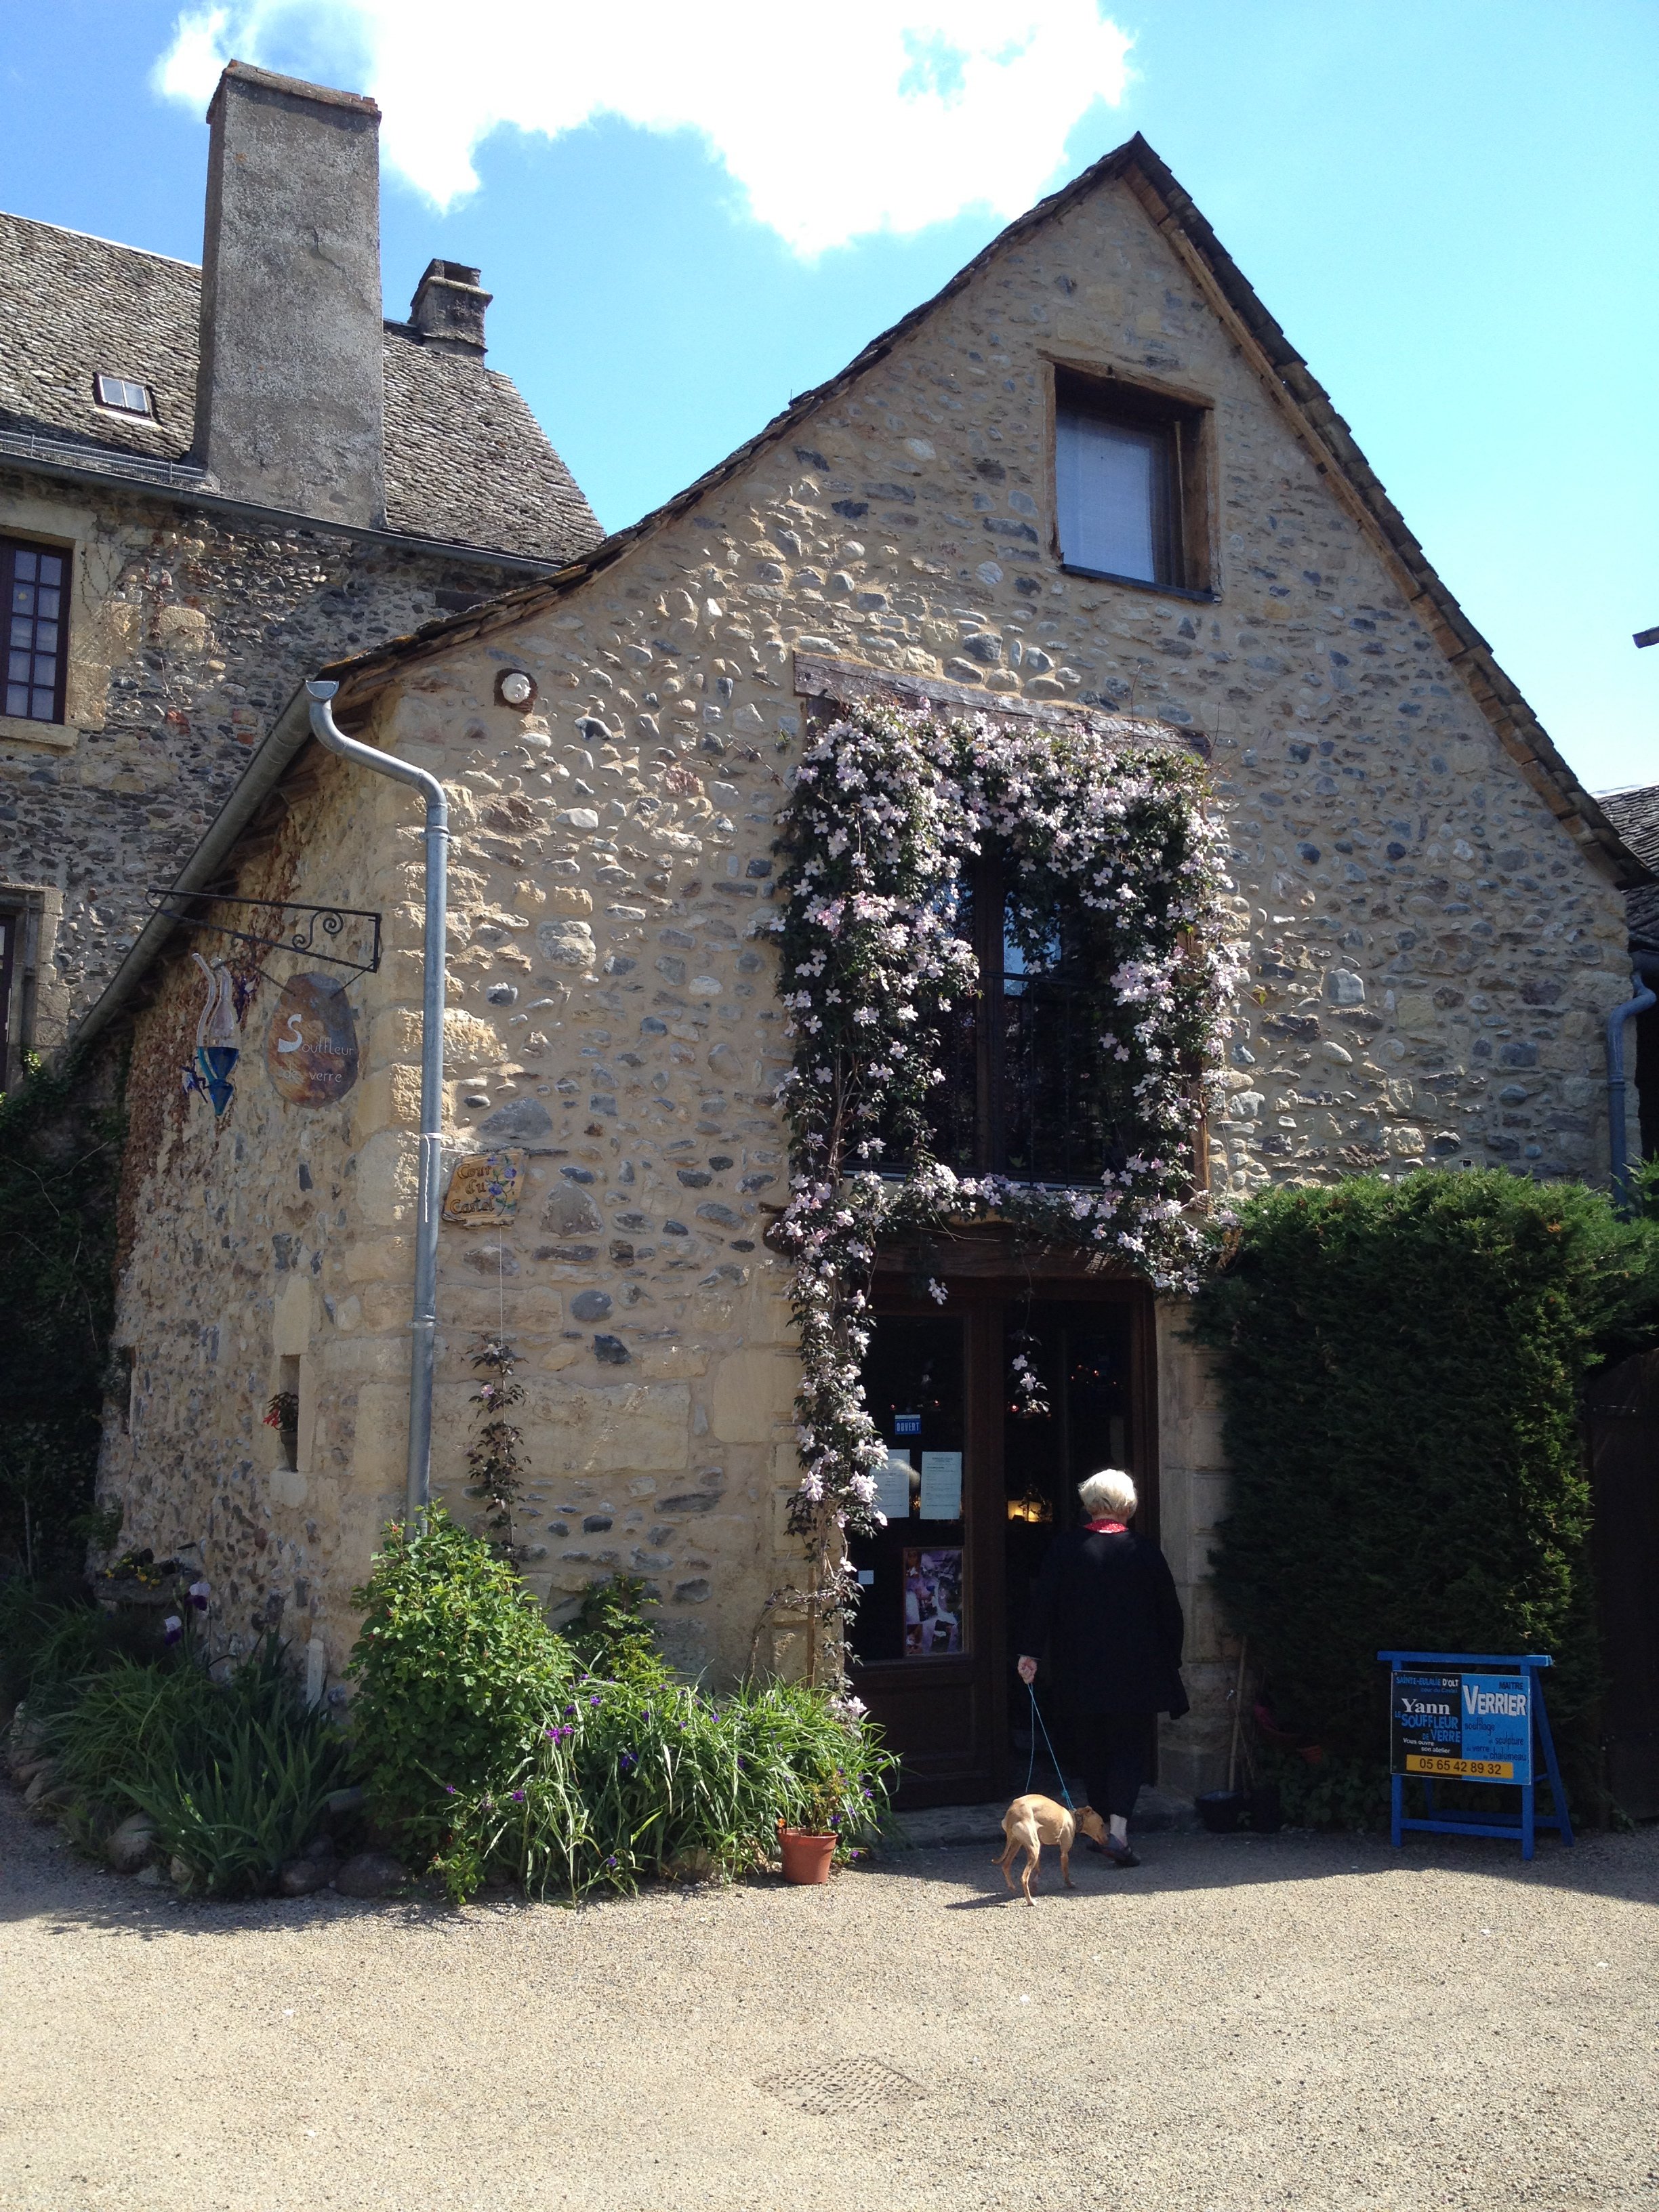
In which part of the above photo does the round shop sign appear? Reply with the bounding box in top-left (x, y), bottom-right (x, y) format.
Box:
top-left (266, 972), bottom-right (360, 1105)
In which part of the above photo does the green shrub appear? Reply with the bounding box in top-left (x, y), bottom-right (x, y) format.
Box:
top-left (433, 1675), bottom-right (896, 1905)
top-left (560, 1572), bottom-right (670, 1686)
top-left (346, 1506), bottom-right (571, 1845)
top-left (1191, 1170), bottom-right (1659, 1817)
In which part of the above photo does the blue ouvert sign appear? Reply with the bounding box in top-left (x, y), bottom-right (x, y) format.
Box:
top-left (1378, 1651), bottom-right (1574, 1861)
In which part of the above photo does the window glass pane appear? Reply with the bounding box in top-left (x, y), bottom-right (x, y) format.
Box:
top-left (33, 622), bottom-right (58, 654)
top-left (30, 689), bottom-right (54, 719)
top-left (33, 655), bottom-right (55, 687)
top-left (36, 588), bottom-right (59, 621)
top-left (5, 684), bottom-right (27, 716)
top-left (14, 551), bottom-right (37, 582)
top-left (38, 554), bottom-right (62, 586)
top-left (8, 619), bottom-right (29, 649)
top-left (7, 653), bottom-right (29, 684)
top-left (848, 1313), bottom-right (968, 1666)
top-left (1055, 408), bottom-right (1169, 583)
top-left (11, 586), bottom-right (33, 615)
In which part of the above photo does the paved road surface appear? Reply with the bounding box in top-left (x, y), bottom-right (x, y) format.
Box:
top-left (1, 1788), bottom-right (1654, 2211)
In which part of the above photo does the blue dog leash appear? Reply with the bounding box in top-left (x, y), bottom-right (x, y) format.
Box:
top-left (1023, 1681), bottom-right (1075, 1811)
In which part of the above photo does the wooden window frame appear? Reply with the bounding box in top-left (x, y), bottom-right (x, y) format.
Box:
top-left (92, 374), bottom-right (154, 417)
top-left (1048, 363), bottom-right (1215, 600)
top-left (2, 537), bottom-right (70, 728)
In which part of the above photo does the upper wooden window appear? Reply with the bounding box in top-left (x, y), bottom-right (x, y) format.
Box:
top-left (93, 374), bottom-right (153, 416)
top-left (3, 541), bottom-right (68, 725)
top-left (1053, 370), bottom-right (1211, 596)
top-left (900, 848), bottom-right (1151, 1187)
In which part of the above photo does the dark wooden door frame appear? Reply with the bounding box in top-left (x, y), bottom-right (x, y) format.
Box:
top-left (860, 1251), bottom-right (1158, 1805)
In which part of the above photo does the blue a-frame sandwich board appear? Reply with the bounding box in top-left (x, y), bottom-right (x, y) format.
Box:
top-left (1378, 1651), bottom-right (1574, 1861)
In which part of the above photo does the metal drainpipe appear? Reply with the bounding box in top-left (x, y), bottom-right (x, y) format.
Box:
top-left (306, 679), bottom-right (447, 1519)
top-left (1605, 952), bottom-right (1658, 1214)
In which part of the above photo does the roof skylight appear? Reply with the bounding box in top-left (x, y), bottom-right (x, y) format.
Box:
top-left (93, 375), bottom-right (152, 417)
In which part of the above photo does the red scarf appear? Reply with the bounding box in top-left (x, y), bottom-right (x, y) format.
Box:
top-left (1086, 1518), bottom-right (1128, 1534)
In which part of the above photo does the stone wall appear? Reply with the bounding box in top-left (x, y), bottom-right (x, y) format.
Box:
top-left (102, 165), bottom-right (1635, 1767)
top-left (0, 459), bottom-right (530, 1063)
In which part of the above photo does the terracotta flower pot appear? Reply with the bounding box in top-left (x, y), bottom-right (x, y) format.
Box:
top-left (778, 1826), bottom-right (836, 1885)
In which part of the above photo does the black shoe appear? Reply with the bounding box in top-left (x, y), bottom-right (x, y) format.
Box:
top-left (1102, 1837), bottom-right (1141, 1868)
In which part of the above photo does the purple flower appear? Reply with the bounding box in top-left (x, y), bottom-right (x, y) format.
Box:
top-left (445, 1784), bottom-right (457, 1796)
top-left (545, 1724), bottom-right (557, 1739)
top-left (590, 1694), bottom-right (601, 1706)
top-left (162, 1614), bottom-right (183, 1644)
top-left (511, 1789), bottom-right (526, 1802)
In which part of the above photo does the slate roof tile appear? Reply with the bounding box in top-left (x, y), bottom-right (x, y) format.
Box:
top-left (0, 209), bottom-right (599, 563)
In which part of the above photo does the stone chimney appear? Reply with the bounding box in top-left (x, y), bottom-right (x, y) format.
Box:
top-left (409, 260), bottom-right (491, 356)
top-left (192, 62), bottom-right (386, 527)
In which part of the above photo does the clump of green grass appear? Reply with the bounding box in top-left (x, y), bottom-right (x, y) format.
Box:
top-left (47, 1637), bottom-right (349, 1896)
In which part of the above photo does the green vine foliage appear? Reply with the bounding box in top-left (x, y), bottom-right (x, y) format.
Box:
top-left (769, 703), bottom-right (1240, 1610)
top-left (1191, 1170), bottom-right (1659, 1813)
top-left (465, 1334), bottom-right (529, 1563)
top-left (0, 1055), bottom-right (126, 1576)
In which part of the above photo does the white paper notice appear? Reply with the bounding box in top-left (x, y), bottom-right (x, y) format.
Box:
top-left (874, 1451), bottom-right (914, 1521)
top-left (919, 1451), bottom-right (964, 1521)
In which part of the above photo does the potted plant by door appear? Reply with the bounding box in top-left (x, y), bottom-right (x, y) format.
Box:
top-left (777, 1778), bottom-right (844, 1885)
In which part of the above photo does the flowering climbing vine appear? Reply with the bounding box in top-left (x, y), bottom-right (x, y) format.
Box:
top-left (765, 701), bottom-right (1242, 1656)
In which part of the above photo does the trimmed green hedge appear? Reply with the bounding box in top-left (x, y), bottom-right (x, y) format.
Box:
top-left (1191, 1170), bottom-right (1659, 1818)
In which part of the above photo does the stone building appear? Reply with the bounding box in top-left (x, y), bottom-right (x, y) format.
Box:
top-left (79, 134), bottom-right (1647, 1802)
top-left (0, 62), bottom-right (598, 1084)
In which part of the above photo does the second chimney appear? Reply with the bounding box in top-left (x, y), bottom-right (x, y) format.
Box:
top-left (409, 261), bottom-right (491, 356)
top-left (193, 62), bottom-right (386, 527)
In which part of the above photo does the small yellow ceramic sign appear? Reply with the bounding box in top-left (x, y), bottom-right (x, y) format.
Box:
top-left (442, 1150), bottom-right (523, 1225)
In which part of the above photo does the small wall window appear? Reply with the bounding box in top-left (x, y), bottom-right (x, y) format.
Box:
top-left (3, 540), bottom-right (68, 724)
top-left (273, 1353), bottom-right (302, 1471)
top-left (1053, 370), bottom-right (1211, 595)
top-left (93, 374), bottom-right (153, 417)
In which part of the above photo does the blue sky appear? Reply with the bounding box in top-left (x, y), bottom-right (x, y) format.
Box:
top-left (3, 2), bottom-right (1655, 794)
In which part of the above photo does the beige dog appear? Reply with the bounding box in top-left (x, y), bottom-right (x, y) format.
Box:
top-left (995, 1794), bottom-right (1108, 1904)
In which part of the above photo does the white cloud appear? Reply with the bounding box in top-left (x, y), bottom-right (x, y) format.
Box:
top-left (155, 1), bottom-right (1133, 256)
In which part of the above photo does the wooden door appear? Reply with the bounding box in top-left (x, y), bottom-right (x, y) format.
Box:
top-left (1588, 1348), bottom-right (1659, 1818)
top-left (848, 1267), bottom-right (1156, 1809)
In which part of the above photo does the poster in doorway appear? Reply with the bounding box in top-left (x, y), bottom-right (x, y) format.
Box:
top-left (903, 1547), bottom-right (964, 1657)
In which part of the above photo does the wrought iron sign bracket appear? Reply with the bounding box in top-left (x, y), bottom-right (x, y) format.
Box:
top-left (146, 888), bottom-right (383, 975)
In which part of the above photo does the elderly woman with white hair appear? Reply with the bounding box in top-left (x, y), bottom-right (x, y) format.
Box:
top-left (1017, 1469), bottom-right (1187, 1868)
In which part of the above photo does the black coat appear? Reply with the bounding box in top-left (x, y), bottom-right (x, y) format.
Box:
top-left (1023, 1528), bottom-right (1189, 1719)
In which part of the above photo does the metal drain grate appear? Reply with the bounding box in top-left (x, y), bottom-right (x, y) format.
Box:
top-left (757, 2057), bottom-right (927, 2118)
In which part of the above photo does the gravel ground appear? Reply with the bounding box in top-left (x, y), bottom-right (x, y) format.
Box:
top-left (2, 1786), bottom-right (1656, 2212)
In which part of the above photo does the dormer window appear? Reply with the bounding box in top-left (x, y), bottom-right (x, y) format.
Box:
top-left (93, 375), bottom-right (153, 417)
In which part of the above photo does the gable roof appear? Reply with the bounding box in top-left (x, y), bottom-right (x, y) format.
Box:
top-left (1597, 786), bottom-right (1659, 946)
top-left (69, 133), bottom-right (1653, 1059)
top-left (0, 208), bottom-right (600, 565)
top-left (301, 134), bottom-right (1644, 887)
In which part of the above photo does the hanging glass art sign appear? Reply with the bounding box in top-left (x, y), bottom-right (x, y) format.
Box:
top-left (183, 954), bottom-right (242, 1120)
top-left (265, 972), bottom-right (360, 1105)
